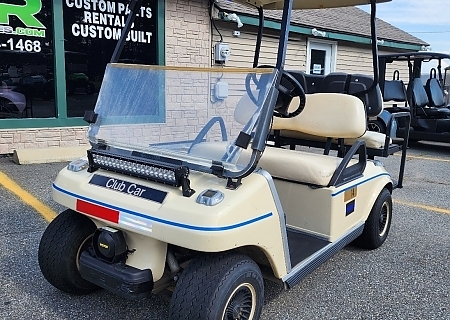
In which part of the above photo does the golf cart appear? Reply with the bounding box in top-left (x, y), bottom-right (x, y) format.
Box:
top-left (39, 0), bottom-right (396, 319)
top-left (369, 52), bottom-right (450, 143)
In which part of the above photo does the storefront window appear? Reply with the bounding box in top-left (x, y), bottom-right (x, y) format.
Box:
top-left (63, 0), bottom-right (158, 117)
top-left (0, 0), bottom-right (55, 119)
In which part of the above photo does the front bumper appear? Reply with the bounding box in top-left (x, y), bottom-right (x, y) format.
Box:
top-left (79, 250), bottom-right (153, 300)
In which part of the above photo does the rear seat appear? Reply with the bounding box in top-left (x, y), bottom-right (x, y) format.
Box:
top-left (270, 72), bottom-right (410, 187)
top-left (261, 93), bottom-right (366, 186)
top-left (411, 77), bottom-right (450, 118)
top-left (425, 68), bottom-right (449, 109)
top-left (272, 72), bottom-right (389, 151)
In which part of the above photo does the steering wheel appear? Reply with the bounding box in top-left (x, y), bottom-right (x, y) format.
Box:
top-left (274, 70), bottom-right (306, 118)
top-left (244, 66), bottom-right (306, 118)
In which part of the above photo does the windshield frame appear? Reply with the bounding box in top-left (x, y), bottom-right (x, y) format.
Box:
top-left (87, 64), bottom-right (280, 182)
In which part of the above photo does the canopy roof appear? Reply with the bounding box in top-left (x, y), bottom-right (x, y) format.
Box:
top-left (380, 52), bottom-right (450, 62)
top-left (233, 0), bottom-right (390, 10)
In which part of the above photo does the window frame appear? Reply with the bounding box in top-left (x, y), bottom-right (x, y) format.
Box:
top-left (0, 0), bottom-right (165, 129)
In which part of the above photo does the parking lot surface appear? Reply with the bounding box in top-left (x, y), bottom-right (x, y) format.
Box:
top-left (0, 141), bottom-right (449, 320)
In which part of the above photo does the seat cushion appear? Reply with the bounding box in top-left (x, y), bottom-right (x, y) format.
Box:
top-left (258, 147), bottom-right (345, 186)
top-left (190, 142), bottom-right (345, 187)
top-left (416, 107), bottom-right (450, 118)
top-left (345, 131), bottom-right (391, 149)
top-left (272, 129), bottom-right (391, 150)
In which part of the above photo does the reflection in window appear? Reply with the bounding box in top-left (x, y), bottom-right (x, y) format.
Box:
top-left (63, 0), bottom-right (158, 118)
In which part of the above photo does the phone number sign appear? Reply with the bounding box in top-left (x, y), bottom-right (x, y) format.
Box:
top-left (0, 0), bottom-right (51, 53)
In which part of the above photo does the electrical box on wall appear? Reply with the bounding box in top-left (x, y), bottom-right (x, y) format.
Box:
top-left (215, 81), bottom-right (229, 100)
top-left (215, 43), bottom-right (231, 63)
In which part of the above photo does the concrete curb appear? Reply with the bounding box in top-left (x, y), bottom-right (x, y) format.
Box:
top-left (12, 146), bottom-right (89, 165)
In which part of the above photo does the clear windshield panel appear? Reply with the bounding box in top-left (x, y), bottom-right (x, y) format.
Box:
top-left (88, 64), bottom-right (276, 171)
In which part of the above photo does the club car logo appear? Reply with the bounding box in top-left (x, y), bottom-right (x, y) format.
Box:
top-left (0, 0), bottom-right (46, 38)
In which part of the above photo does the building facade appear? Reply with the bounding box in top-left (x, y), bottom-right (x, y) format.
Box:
top-left (0, 0), bottom-right (426, 154)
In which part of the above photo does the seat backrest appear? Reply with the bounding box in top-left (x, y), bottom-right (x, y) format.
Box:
top-left (272, 93), bottom-right (366, 139)
top-left (349, 74), bottom-right (383, 117)
top-left (319, 72), bottom-right (382, 117)
top-left (319, 72), bottom-right (349, 93)
top-left (410, 78), bottom-right (429, 108)
top-left (383, 80), bottom-right (407, 102)
top-left (303, 74), bottom-right (324, 93)
top-left (425, 77), bottom-right (445, 107)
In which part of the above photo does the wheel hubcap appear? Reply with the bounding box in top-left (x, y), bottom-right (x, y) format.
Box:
top-left (378, 201), bottom-right (390, 237)
top-left (368, 122), bottom-right (381, 133)
top-left (223, 283), bottom-right (256, 320)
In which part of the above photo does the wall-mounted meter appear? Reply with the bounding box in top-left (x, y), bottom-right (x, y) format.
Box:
top-left (215, 43), bottom-right (231, 63)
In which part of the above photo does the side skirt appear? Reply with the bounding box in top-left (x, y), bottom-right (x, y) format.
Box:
top-left (282, 223), bottom-right (364, 289)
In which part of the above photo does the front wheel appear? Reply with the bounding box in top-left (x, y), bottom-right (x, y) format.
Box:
top-left (38, 209), bottom-right (99, 294)
top-left (354, 188), bottom-right (392, 249)
top-left (169, 253), bottom-right (264, 320)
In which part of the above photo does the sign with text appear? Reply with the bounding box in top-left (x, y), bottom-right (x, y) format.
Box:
top-left (65, 0), bottom-right (154, 44)
top-left (0, 0), bottom-right (53, 54)
top-left (62, 0), bottom-right (159, 117)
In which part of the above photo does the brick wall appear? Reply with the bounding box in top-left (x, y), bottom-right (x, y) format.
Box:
top-left (165, 0), bottom-right (211, 66)
top-left (0, 127), bottom-right (89, 154)
top-left (0, 0), bottom-right (212, 155)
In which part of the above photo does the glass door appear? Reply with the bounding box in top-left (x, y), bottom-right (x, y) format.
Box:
top-left (307, 42), bottom-right (334, 75)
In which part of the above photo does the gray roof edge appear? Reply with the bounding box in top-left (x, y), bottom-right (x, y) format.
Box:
top-left (215, 1), bottom-right (428, 47)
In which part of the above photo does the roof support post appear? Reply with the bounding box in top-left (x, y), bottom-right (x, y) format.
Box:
top-left (369, 0), bottom-right (379, 88)
top-left (111, 0), bottom-right (144, 63)
top-left (253, 6), bottom-right (264, 68)
top-left (275, 0), bottom-right (293, 71)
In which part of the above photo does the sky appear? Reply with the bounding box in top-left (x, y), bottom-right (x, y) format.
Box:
top-left (359, 0), bottom-right (450, 70)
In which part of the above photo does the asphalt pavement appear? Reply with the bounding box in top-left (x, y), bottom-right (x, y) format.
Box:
top-left (0, 141), bottom-right (449, 320)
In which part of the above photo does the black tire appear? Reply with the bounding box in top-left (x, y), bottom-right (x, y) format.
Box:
top-left (38, 209), bottom-right (99, 294)
top-left (367, 119), bottom-right (386, 134)
top-left (354, 188), bottom-right (392, 249)
top-left (169, 253), bottom-right (264, 320)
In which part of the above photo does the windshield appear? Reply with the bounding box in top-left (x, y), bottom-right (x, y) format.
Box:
top-left (88, 64), bottom-right (276, 173)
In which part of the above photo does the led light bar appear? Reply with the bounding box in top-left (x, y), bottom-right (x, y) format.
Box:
top-left (87, 149), bottom-right (181, 187)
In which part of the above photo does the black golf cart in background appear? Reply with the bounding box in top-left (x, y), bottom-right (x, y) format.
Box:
top-left (369, 52), bottom-right (450, 143)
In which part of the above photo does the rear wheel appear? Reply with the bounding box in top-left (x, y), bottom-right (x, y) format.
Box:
top-left (38, 209), bottom-right (99, 294)
top-left (169, 253), bottom-right (264, 320)
top-left (354, 188), bottom-right (392, 249)
top-left (367, 119), bottom-right (386, 134)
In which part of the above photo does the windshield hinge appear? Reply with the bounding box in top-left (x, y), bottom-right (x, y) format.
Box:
top-left (175, 166), bottom-right (195, 197)
top-left (211, 161), bottom-right (225, 178)
top-left (226, 177), bottom-right (242, 190)
top-left (83, 111), bottom-right (98, 124)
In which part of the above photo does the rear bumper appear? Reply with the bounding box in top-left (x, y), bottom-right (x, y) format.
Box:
top-left (79, 251), bottom-right (153, 300)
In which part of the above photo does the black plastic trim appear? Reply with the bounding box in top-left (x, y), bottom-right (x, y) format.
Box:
top-left (284, 224), bottom-right (364, 289)
top-left (329, 140), bottom-right (367, 188)
top-left (79, 251), bottom-right (153, 300)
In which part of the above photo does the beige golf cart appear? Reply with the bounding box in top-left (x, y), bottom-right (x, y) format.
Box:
top-left (38, 0), bottom-right (395, 319)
